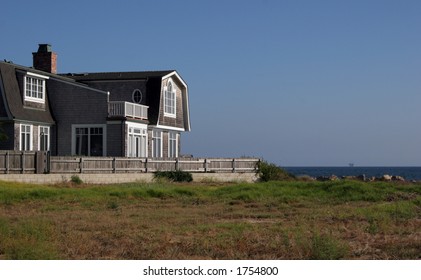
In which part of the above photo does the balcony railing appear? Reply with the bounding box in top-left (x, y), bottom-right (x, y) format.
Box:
top-left (108, 101), bottom-right (148, 120)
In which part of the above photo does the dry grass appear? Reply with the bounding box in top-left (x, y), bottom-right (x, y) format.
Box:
top-left (0, 180), bottom-right (420, 259)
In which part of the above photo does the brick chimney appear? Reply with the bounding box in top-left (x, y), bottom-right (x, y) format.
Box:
top-left (32, 44), bottom-right (57, 74)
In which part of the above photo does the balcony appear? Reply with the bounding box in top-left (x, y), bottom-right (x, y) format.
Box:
top-left (108, 101), bottom-right (148, 120)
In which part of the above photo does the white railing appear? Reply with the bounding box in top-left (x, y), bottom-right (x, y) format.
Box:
top-left (108, 101), bottom-right (148, 120)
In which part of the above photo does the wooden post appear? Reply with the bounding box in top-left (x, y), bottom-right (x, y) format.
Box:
top-left (5, 151), bottom-right (9, 174)
top-left (204, 158), bottom-right (208, 173)
top-left (46, 151), bottom-right (50, 173)
top-left (21, 152), bottom-right (25, 174)
top-left (112, 157), bottom-right (116, 173)
top-left (79, 157), bottom-right (84, 173)
top-left (232, 158), bottom-right (236, 173)
top-left (175, 158), bottom-right (179, 171)
top-left (145, 158), bottom-right (148, 173)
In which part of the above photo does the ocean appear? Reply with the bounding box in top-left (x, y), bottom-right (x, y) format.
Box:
top-left (283, 167), bottom-right (421, 181)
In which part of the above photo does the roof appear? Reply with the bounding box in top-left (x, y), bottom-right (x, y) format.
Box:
top-left (61, 70), bottom-right (175, 81)
top-left (0, 61), bottom-right (55, 124)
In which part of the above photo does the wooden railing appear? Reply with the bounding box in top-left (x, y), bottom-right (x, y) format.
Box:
top-left (108, 101), bottom-right (148, 120)
top-left (49, 157), bottom-right (260, 174)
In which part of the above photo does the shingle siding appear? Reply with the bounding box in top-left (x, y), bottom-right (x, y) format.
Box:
top-left (0, 78), bottom-right (9, 118)
top-left (162, 131), bottom-right (168, 158)
top-left (106, 122), bottom-right (124, 156)
top-left (159, 78), bottom-right (185, 129)
top-left (0, 122), bottom-right (14, 150)
top-left (81, 80), bottom-right (149, 107)
top-left (46, 79), bottom-right (108, 156)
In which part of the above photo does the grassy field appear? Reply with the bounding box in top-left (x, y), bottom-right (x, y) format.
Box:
top-left (0, 179), bottom-right (420, 259)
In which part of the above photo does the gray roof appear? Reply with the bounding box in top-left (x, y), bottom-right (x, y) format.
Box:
top-left (61, 70), bottom-right (174, 81)
top-left (0, 61), bottom-right (54, 124)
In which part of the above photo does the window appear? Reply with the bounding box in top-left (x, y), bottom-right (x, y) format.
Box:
top-left (128, 126), bottom-right (147, 157)
top-left (73, 126), bottom-right (105, 156)
top-left (132, 89), bottom-right (143, 104)
top-left (39, 126), bottom-right (50, 151)
top-left (24, 75), bottom-right (46, 103)
top-left (152, 130), bottom-right (162, 158)
top-left (168, 132), bottom-right (177, 158)
top-left (20, 124), bottom-right (32, 151)
top-left (164, 81), bottom-right (176, 117)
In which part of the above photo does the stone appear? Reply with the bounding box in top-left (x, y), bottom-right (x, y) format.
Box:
top-left (391, 175), bottom-right (405, 182)
top-left (329, 175), bottom-right (339, 181)
top-left (316, 176), bottom-right (330, 182)
top-left (357, 174), bottom-right (366, 181)
top-left (381, 174), bottom-right (392, 181)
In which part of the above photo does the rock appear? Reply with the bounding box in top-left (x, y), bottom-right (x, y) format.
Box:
top-left (329, 175), bottom-right (339, 181)
top-left (381, 174), bottom-right (392, 181)
top-left (368, 176), bottom-right (376, 182)
top-left (316, 176), bottom-right (330, 182)
top-left (296, 175), bottom-right (316, 181)
top-left (342, 175), bottom-right (356, 180)
top-left (357, 174), bottom-right (366, 181)
top-left (391, 175), bottom-right (405, 182)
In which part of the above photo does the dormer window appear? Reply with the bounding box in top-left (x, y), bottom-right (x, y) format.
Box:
top-left (164, 80), bottom-right (176, 117)
top-left (24, 72), bottom-right (49, 103)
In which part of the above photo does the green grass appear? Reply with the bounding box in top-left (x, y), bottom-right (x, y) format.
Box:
top-left (0, 179), bottom-right (419, 259)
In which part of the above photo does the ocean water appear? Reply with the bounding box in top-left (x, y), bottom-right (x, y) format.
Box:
top-left (283, 167), bottom-right (421, 181)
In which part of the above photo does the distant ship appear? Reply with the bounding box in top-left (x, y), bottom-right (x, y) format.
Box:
top-left (349, 163), bottom-right (354, 167)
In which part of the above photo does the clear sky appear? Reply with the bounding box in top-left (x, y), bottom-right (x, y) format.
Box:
top-left (1, 0), bottom-right (420, 166)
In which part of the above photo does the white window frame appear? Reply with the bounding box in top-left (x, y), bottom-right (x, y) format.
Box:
top-left (164, 79), bottom-right (176, 118)
top-left (152, 129), bottom-right (163, 158)
top-left (38, 126), bottom-right (50, 151)
top-left (24, 72), bottom-right (49, 103)
top-left (168, 131), bottom-right (178, 158)
top-left (20, 124), bottom-right (33, 151)
top-left (71, 124), bottom-right (107, 156)
top-left (127, 122), bottom-right (148, 157)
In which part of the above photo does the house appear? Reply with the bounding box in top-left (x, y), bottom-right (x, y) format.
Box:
top-left (0, 44), bottom-right (191, 158)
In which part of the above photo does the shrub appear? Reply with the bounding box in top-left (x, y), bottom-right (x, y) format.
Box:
top-left (257, 160), bottom-right (294, 182)
top-left (154, 170), bottom-right (193, 182)
top-left (70, 175), bottom-right (83, 185)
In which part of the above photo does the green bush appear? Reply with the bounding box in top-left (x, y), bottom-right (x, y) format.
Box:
top-left (154, 170), bottom-right (193, 182)
top-left (257, 160), bottom-right (294, 182)
top-left (70, 175), bottom-right (83, 185)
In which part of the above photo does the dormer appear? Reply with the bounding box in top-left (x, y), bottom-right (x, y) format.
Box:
top-left (23, 72), bottom-right (49, 104)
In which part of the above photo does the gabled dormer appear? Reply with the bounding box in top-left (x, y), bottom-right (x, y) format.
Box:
top-left (156, 71), bottom-right (191, 132)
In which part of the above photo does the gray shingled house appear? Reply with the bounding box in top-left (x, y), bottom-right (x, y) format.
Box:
top-left (0, 44), bottom-right (191, 158)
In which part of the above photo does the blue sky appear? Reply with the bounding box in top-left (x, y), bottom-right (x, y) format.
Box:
top-left (2, 0), bottom-right (420, 166)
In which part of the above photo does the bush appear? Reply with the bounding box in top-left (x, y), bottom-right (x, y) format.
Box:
top-left (257, 160), bottom-right (294, 182)
top-left (154, 170), bottom-right (193, 182)
top-left (70, 175), bottom-right (83, 185)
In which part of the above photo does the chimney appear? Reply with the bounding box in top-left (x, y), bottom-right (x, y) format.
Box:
top-left (32, 44), bottom-right (57, 74)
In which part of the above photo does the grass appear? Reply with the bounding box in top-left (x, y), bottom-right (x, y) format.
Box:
top-left (0, 179), bottom-right (419, 259)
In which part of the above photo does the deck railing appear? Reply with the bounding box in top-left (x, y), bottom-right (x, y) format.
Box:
top-left (108, 101), bottom-right (148, 120)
